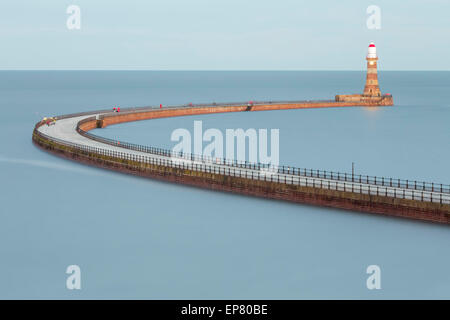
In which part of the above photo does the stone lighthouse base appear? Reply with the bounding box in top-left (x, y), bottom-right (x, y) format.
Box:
top-left (335, 94), bottom-right (393, 106)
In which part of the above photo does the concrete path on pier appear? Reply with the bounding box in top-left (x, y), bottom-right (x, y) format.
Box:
top-left (37, 110), bottom-right (450, 205)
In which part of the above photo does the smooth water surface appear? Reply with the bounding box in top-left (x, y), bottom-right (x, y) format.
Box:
top-left (0, 71), bottom-right (449, 299)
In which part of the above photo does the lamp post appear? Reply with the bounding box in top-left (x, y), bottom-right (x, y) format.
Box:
top-left (352, 162), bottom-right (355, 182)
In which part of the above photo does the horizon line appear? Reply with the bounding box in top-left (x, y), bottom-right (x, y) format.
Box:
top-left (0, 69), bottom-right (449, 72)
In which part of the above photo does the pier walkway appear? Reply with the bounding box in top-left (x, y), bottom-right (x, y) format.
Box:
top-left (33, 100), bottom-right (450, 224)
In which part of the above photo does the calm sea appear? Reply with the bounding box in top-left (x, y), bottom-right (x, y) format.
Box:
top-left (0, 71), bottom-right (449, 299)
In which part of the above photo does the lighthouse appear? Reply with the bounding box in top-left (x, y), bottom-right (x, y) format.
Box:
top-left (335, 42), bottom-right (393, 106)
top-left (363, 42), bottom-right (381, 96)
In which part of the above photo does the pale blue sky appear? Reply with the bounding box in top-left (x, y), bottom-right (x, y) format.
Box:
top-left (0, 0), bottom-right (449, 70)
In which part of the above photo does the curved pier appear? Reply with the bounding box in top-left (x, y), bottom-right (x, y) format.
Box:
top-left (32, 100), bottom-right (450, 224)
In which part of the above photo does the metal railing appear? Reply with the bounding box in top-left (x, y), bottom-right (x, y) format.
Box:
top-left (34, 123), bottom-right (450, 205)
top-left (75, 114), bottom-right (450, 196)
